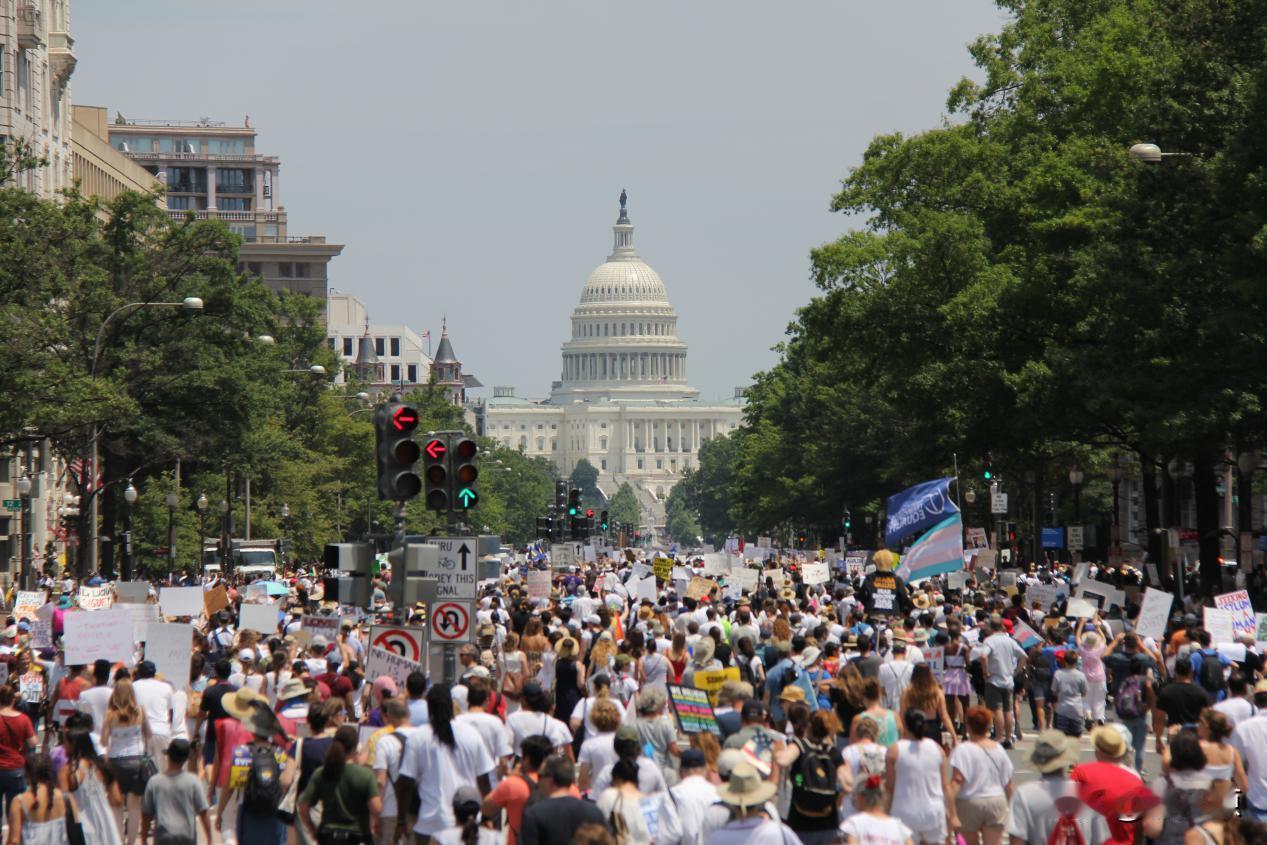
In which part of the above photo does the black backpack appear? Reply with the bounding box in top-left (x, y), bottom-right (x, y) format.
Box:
top-left (1198, 652), bottom-right (1225, 695)
top-left (790, 737), bottom-right (838, 815)
top-left (243, 745), bottom-right (282, 816)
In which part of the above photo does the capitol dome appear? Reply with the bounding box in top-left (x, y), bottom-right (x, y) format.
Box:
top-left (550, 192), bottom-right (698, 403)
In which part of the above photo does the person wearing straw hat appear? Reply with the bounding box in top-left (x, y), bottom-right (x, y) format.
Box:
top-left (1006, 730), bottom-right (1109, 845)
top-left (710, 762), bottom-right (798, 843)
top-left (215, 688), bottom-right (293, 845)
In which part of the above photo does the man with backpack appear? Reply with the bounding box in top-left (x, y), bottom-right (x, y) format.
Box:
top-left (482, 735), bottom-right (553, 845)
top-left (1189, 630), bottom-right (1232, 701)
top-left (217, 693), bottom-right (293, 845)
top-left (1153, 657), bottom-right (1210, 754)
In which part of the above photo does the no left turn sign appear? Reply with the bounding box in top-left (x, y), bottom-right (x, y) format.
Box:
top-left (431, 601), bottom-right (472, 642)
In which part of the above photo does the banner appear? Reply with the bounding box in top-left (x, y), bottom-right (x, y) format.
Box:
top-left (1135, 588), bottom-right (1173, 641)
top-left (1214, 590), bottom-right (1257, 638)
top-left (886, 477), bottom-right (959, 548)
top-left (158, 587), bottom-right (205, 618)
top-left (896, 513), bottom-right (965, 583)
top-left (144, 623), bottom-right (193, 691)
top-left (652, 558), bottom-right (673, 581)
top-left (64, 608), bottom-right (134, 665)
top-left (77, 585), bottom-right (113, 612)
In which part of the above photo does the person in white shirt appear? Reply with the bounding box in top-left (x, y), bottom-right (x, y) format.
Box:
top-left (372, 699), bottom-right (414, 845)
top-left (669, 749), bottom-right (718, 845)
top-left (398, 683), bottom-right (495, 840)
top-left (505, 682), bottom-right (572, 757)
top-left (1213, 673), bottom-right (1257, 726)
top-left (456, 681), bottom-right (513, 786)
top-left (78, 660), bottom-right (114, 743)
top-left (130, 660), bottom-right (174, 760)
top-left (569, 674), bottom-right (627, 736)
top-left (879, 642), bottom-right (915, 711)
top-left (1229, 681), bottom-right (1267, 823)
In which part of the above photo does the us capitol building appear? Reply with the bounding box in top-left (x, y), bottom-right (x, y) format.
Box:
top-left (475, 192), bottom-right (744, 531)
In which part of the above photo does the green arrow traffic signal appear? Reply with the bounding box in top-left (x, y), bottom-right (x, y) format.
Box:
top-left (457, 487), bottom-right (479, 509)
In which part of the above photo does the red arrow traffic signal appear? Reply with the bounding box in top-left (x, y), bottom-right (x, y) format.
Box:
top-left (392, 406), bottom-right (420, 432)
top-left (424, 438), bottom-right (447, 459)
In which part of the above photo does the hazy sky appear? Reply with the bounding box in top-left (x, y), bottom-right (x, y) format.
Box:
top-left (74, 1), bottom-right (1006, 401)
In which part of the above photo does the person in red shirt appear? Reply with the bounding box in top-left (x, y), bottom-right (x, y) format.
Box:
top-left (0, 685), bottom-right (36, 812)
top-left (51, 662), bottom-right (91, 727)
top-left (1071, 725), bottom-right (1144, 845)
top-left (482, 735), bottom-right (553, 845)
top-left (314, 660), bottom-right (355, 711)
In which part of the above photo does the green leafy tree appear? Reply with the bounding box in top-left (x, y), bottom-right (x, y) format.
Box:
top-left (607, 482), bottom-right (640, 529)
top-left (664, 483), bottom-right (701, 547)
top-left (570, 458), bottom-right (604, 505)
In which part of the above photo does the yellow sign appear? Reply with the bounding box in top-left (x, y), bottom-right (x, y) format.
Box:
top-left (693, 666), bottom-right (740, 704)
top-left (652, 557), bottom-right (673, 581)
top-left (686, 576), bottom-right (717, 600)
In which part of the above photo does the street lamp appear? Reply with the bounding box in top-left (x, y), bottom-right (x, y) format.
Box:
top-left (282, 364), bottom-right (327, 376)
top-left (15, 475), bottom-right (31, 589)
top-left (165, 491), bottom-right (179, 584)
top-left (196, 493), bottom-right (208, 576)
top-left (83, 297), bottom-right (204, 576)
top-left (122, 483), bottom-right (138, 581)
top-left (1068, 467), bottom-right (1084, 520)
top-left (219, 497), bottom-right (231, 577)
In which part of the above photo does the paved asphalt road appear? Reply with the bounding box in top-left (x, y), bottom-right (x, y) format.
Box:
top-left (1004, 709), bottom-right (1161, 785)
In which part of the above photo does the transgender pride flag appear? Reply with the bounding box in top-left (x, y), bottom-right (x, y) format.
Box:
top-left (896, 513), bottom-right (965, 584)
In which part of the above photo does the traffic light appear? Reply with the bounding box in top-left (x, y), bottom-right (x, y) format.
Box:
top-left (567, 488), bottom-right (582, 517)
top-left (536, 516), bottom-right (555, 541)
top-left (452, 437), bottom-right (479, 510)
top-left (983, 453), bottom-right (994, 481)
top-left (600, 510), bottom-right (609, 532)
top-left (422, 433), bottom-right (450, 510)
top-left (375, 403), bottom-right (422, 500)
top-left (555, 481), bottom-right (569, 512)
top-left (842, 508), bottom-right (852, 531)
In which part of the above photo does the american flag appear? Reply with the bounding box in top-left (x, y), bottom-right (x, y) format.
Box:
top-left (69, 457), bottom-right (101, 493)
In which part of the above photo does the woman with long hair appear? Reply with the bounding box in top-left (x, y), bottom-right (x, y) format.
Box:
top-left (775, 709), bottom-right (847, 845)
top-left (689, 731), bottom-right (722, 782)
top-left (501, 632), bottom-right (528, 709)
top-left (0, 684), bottom-right (36, 829)
top-left (1144, 730), bottom-right (1222, 845)
top-left (519, 619), bottom-right (550, 680)
top-left (850, 678), bottom-right (898, 747)
top-left (639, 636), bottom-right (671, 695)
top-left (735, 636), bottom-right (766, 691)
top-left (552, 637), bottom-right (586, 740)
top-left (262, 651), bottom-right (292, 709)
top-left (666, 632), bottom-right (689, 685)
top-left (900, 664), bottom-right (956, 749)
top-left (100, 678), bottom-right (151, 845)
top-left (298, 724), bottom-right (380, 845)
top-left (947, 706), bottom-right (1013, 845)
top-left (830, 662), bottom-right (867, 738)
top-left (577, 699), bottom-right (622, 794)
top-left (56, 728), bottom-right (122, 845)
top-left (885, 710), bottom-right (956, 845)
top-left (6, 752), bottom-right (81, 845)
top-left (570, 673), bottom-right (625, 739)
top-left (1196, 710), bottom-right (1248, 819)
top-left (432, 786), bottom-right (498, 845)
top-left (942, 625), bottom-right (973, 735)
top-left (587, 634), bottom-right (617, 684)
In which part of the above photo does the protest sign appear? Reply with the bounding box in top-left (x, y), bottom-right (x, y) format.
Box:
top-left (652, 558), bottom-right (673, 581)
top-left (244, 583), bottom-right (269, 603)
top-left (767, 568), bottom-right (786, 590)
top-left (946, 571), bottom-right (968, 590)
top-left (635, 575), bottom-right (658, 604)
top-left (801, 562), bottom-right (829, 585)
top-left (64, 607), bottom-right (134, 665)
top-left (12, 591), bottom-right (45, 620)
top-left (240, 602), bottom-right (280, 635)
top-left (843, 554), bottom-right (867, 578)
top-left (757, 536), bottom-right (772, 549)
top-left (1011, 620), bottom-right (1042, 649)
top-left (366, 645), bottom-right (423, 691)
top-left (685, 576), bottom-right (717, 601)
top-left (999, 571), bottom-right (1018, 589)
top-left (144, 623), bottom-right (194, 691)
top-left (526, 570), bottom-right (551, 601)
top-left (1258, 613), bottom-right (1267, 645)
top-left (1076, 581), bottom-right (1125, 611)
top-left (203, 584), bottom-right (229, 617)
top-left (729, 568), bottom-right (758, 593)
top-left (1134, 588), bottom-right (1173, 642)
top-left (1073, 563), bottom-right (1089, 585)
top-left (122, 602), bottom-right (160, 642)
top-left (926, 645), bottom-right (945, 682)
top-left (77, 585), bottom-right (113, 611)
top-left (667, 684), bottom-right (719, 735)
top-left (30, 603), bottom-right (53, 649)
top-left (1066, 598), bottom-right (1096, 619)
top-left (702, 554), bottom-right (727, 576)
top-left (672, 566), bottom-right (693, 582)
top-left (1204, 607), bottom-right (1236, 644)
top-left (974, 549), bottom-right (998, 571)
top-left (158, 587), bottom-right (204, 618)
top-left (1027, 582), bottom-right (1062, 612)
top-left (1214, 590), bottom-right (1257, 638)
top-left (295, 614), bottom-right (340, 648)
top-left (693, 667), bottom-right (740, 703)
top-left (966, 528), bottom-right (988, 549)
top-left (113, 582), bottom-right (150, 604)
top-left (19, 672), bottom-right (42, 705)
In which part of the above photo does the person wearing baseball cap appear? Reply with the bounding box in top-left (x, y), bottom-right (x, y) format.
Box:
top-left (1071, 725), bottom-right (1145, 845)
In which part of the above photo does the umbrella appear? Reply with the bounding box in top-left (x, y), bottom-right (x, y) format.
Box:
top-left (258, 581), bottom-right (290, 597)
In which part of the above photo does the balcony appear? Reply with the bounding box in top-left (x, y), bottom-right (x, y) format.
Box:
top-left (215, 183), bottom-right (253, 195)
top-left (48, 31), bottom-right (76, 86)
top-left (17, 3), bottom-right (43, 50)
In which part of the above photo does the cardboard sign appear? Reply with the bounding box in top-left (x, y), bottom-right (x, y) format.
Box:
top-left (203, 584), bottom-right (229, 617)
top-left (685, 576), bottom-right (717, 601)
top-left (1214, 590), bottom-right (1257, 638)
top-left (295, 614), bottom-right (340, 648)
top-left (667, 684), bottom-right (719, 735)
top-left (692, 666), bottom-right (740, 704)
top-left (366, 644), bottom-right (423, 691)
top-left (652, 557), bottom-right (672, 581)
top-left (801, 562), bottom-right (829, 585)
top-left (158, 587), bottom-right (205, 618)
top-left (30, 603), bottom-right (53, 649)
top-left (77, 585), bottom-right (113, 611)
top-left (12, 591), bottom-right (46, 620)
top-left (526, 570), bottom-right (551, 601)
top-left (239, 602), bottom-right (280, 635)
top-left (64, 607), bottom-right (135, 665)
top-left (1135, 587), bottom-right (1173, 642)
top-left (1204, 607), bottom-right (1236, 644)
top-left (635, 575), bottom-right (658, 604)
top-left (702, 554), bottom-right (727, 576)
top-left (144, 622), bottom-right (193, 690)
top-left (113, 582), bottom-right (151, 604)
top-left (1027, 582), bottom-right (1063, 612)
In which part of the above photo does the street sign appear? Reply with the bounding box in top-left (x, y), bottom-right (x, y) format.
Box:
top-left (369, 624), bottom-right (427, 663)
top-left (420, 537), bottom-right (478, 600)
top-left (551, 543), bottom-right (577, 570)
top-left (2, 500), bottom-right (19, 512)
top-left (991, 493), bottom-right (1008, 514)
top-left (430, 600), bottom-right (472, 642)
top-left (1067, 525), bottom-right (1084, 550)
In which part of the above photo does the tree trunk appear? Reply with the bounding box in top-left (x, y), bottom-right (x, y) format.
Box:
top-left (1192, 453), bottom-right (1222, 599)
top-left (1139, 454), bottom-right (1164, 584)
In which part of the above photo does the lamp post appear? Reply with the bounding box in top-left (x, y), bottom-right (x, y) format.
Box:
top-left (1068, 467), bottom-right (1084, 520)
top-left (1236, 450), bottom-right (1258, 571)
top-left (122, 483), bottom-right (138, 581)
top-left (280, 503), bottom-right (290, 571)
top-left (84, 297), bottom-right (203, 576)
top-left (219, 497), bottom-right (231, 578)
top-left (165, 491), bottom-right (179, 584)
top-left (196, 493), bottom-right (208, 576)
top-left (15, 475), bottom-right (31, 589)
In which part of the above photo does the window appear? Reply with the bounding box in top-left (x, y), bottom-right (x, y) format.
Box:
top-left (600, 422), bottom-right (607, 429)
top-left (657, 460), bottom-right (663, 469)
top-left (216, 168), bottom-right (251, 192)
top-left (167, 196), bottom-right (191, 210)
top-left (551, 424), bottom-right (557, 430)
top-left (342, 338), bottom-right (353, 356)
top-left (536, 424), bottom-right (543, 430)
top-left (407, 364), bottom-right (417, 383)
top-left (600, 460), bottom-right (607, 470)
top-left (374, 338), bottom-right (385, 356)
top-left (211, 138), bottom-right (246, 155)
top-left (247, 262), bottom-right (262, 276)
top-left (637, 459), bottom-right (644, 470)
top-left (600, 437), bottom-right (608, 449)
top-left (17, 53), bottom-right (28, 112)
top-left (279, 262), bottom-right (294, 278)
top-left (294, 263), bottom-right (309, 278)
top-left (218, 197), bottom-right (249, 211)
top-left (159, 137), bottom-right (199, 154)
top-left (536, 438), bottom-right (545, 451)
top-left (391, 364), bottom-right (400, 382)
top-left (390, 337), bottom-right (400, 357)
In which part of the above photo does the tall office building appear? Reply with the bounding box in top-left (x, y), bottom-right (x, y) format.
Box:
top-left (0, 0), bottom-right (75, 196)
top-left (106, 115), bottom-right (343, 300)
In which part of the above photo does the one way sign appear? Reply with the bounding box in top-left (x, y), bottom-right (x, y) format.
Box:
top-left (428, 537), bottom-right (478, 600)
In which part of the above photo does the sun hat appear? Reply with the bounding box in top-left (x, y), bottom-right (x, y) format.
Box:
top-left (692, 638), bottom-right (715, 664)
top-left (717, 763), bottom-right (778, 808)
top-left (717, 749), bottom-right (746, 778)
top-left (555, 637), bottom-right (580, 658)
top-left (277, 677), bottom-right (309, 702)
top-left (912, 593), bottom-right (931, 610)
top-left (779, 685), bottom-right (806, 704)
top-left (1030, 729), bottom-right (1080, 774)
top-left (1092, 725), bottom-right (1127, 759)
top-left (797, 646), bottom-right (821, 667)
top-left (222, 686), bottom-right (270, 721)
